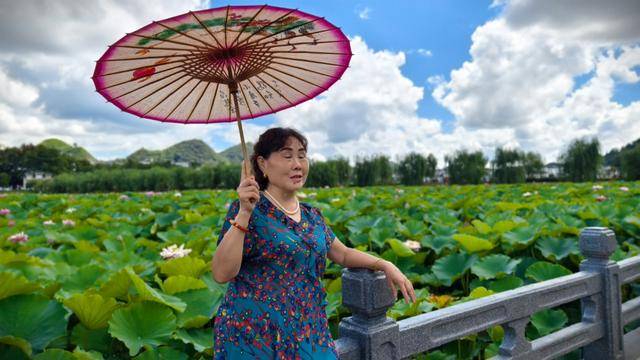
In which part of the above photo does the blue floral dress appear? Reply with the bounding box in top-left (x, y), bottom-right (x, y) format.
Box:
top-left (213, 192), bottom-right (338, 359)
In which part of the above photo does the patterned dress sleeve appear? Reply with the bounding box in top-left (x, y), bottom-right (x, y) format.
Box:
top-left (217, 199), bottom-right (255, 259)
top-left (312, 206), bottom-right (337, 249)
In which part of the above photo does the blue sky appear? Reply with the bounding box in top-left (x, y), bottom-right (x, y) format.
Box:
top-left (0, 0), bottom-right (639, 164)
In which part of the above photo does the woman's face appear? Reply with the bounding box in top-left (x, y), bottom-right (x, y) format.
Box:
top-left (259, 136), bottom-right (309, 193)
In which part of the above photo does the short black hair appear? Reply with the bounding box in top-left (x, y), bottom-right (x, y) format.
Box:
top-left (250, 127), bottom-right (308, 190)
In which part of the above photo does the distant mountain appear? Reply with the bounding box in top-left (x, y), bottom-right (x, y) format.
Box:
top-left (39, 138), bottom-right (98, 164)
top-left (219, 142), bottom-right (254, 163)
top-left (127, 139), bottom-right (228, 165)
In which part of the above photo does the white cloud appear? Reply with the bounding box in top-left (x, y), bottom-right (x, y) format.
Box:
top-left (431, 0), bottom-right (640, 162)
top-left (0, 68), bottom-right (39, 107)
top-left (274, 36), bottom-right (442, 164)
top-left (417, 49), bottom-right (433, 57)
top-left (356, 6), bottom-right (371, 20)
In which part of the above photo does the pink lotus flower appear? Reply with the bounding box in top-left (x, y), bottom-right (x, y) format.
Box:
top-left (592, 185), bottom-right (603, 190)
top-left (522, 192), bottom-right (532, 197)
top-left (62, 219), bottom-right (75, 227)
top-left (596, 195), bottom-right (607, 202)
top-left (0, 193), bottom-right (6, 198)
top-left (0, 208), bottom-right (10, 216)
top-left (119, 194), bottom-right (130, 201)
top-left (43, 220), bottom-right (55, 226)
top-left (145, 191), bottom-right (155, 197)
top-left (8, 232), bottom-right (28, 244)
top-left (620, 186), bottom-right (629, 192)
top-left (7, 220), bottom-right (15, 227)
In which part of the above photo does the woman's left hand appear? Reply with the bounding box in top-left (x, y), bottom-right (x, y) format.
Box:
top-left (380, 261), bottom-right (416, 304)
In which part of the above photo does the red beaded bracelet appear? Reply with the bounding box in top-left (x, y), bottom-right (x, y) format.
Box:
top-left (230, 219), bottom-right (249, 233)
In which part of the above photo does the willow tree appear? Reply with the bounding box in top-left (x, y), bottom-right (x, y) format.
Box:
top-left (559, 138), bottom-right (602, 182)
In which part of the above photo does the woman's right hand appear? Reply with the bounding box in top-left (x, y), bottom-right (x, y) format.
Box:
top-left (237, 160), bottom-right (260, 214)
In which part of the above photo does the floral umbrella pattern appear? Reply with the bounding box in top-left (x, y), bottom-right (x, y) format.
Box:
top-left (93, 5), bottom-right (352, 124)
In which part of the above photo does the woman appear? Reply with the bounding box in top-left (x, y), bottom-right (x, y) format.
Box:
top-left (212, 127), bottom-right (416, 359)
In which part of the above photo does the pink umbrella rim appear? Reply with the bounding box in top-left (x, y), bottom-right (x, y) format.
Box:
top-left (93, 4), bottom-right (351, 124)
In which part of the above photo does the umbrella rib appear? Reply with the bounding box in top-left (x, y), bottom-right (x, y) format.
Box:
top-left (142, 76), bottom-right (194, 118)
top-left (241, 17), bottom-right (325, 49)
top-left (245, 27), bottom-right (338, 49)
top-left (247, 77), bottom-right (275, 113)
top-left (255, 74), bottom-right (295, 105)
top-left (223, 5), bottom-right (230, 48)
top-left (112, 44), bottom-right (210, 53)
top-left (238, 83), bottom-right (254, 118)
top-left (94, 58), bottom-right (189, 78)
top-left (109, 71), bottom-right (185, 102)
top-left (207, 83), bottom-right (221, 122)
top-left (229, 4), bottom-right (268, 48)
top-left (270, 55), bottom-right (343, 67)
top-left (270, 60), bottom-right (337, 79)
top-left (186, 81), bottom-right (210, 121)
top-left (266, 67), bottom-right (328, 91)
top-left (98, 64), bottom-right (185, 91)
top-left (102, 53), bottom-right (200, 61)
top-left (164, 79), bottom-right (204, 122)
top-left (244, 39), bottom-right (348, 51)
top-left (189, 11), bottom-right (225, 49)
top-left (126, 73), bottom-right (191, 110)
top-left (127, 31), bottom-right (210, 51)
top-left (265, 50), bottom-right (351, 56)
top-left (235, 8), bottom-right (298, 48)
top-left (152, 20), bottom-right (216, 50)
top-left (262, 70), bottom-right (315, 97)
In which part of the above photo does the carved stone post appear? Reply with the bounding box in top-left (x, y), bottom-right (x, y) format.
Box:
top-left (579, 227), bottom-right (624, 360)
top-left (338, 268), bottom-right (400, 360)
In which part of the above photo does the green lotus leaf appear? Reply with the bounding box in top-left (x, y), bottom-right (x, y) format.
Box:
top-left (0, 272), bottom-right (41, 300)
top-left (161, 275), bottom-right (207, 295)
top-left (471, 220), bottom-right (491, 235)
top-left (0, 294), bottom-right (67, 352)
top-left (174, 328), bottom-right (214, 352)
top-left (108, 301), bottom-right (176, 356)
top-left (32, 349), bottom-right (76, 360)
top-left (98, 269), bottom-right (131, 300)
top-left (495, 202), bottom-right (529, 211)
top-left (530, 308), bottom-right (567, 336)
top-left (158, 256), bottom-right (208, 278)
top-left (625, 215), bottom-right (640, 228)
top-left (488, 325), bottom-right (504, 342)
top-left (525, 261), bottom-right (572, 282)
top-left (492, 220), bottom-right (518, 234)
top-left (174, 289), bottom-right (218, 328)
top-left (63, 293), bottom-right (121, 330)
top-left (501, 226), bottom-right (536, 251)
top-left (399, 219), bottom-right (426, 238)
top-left (460, 286), bottom-right (494, 302)
top-left (155, 212), bottom-right (182, 228)
top-left (61, 264), bottom-right (106, 293)
top-left (420, 235), bottom-right (456, 255)
top-left (424, 350), bottom-right (456, 360)
top-left (535, 237), bottom-right (580, 261)
top-left (125, 267), bottom-right (186, 312)
top-left (0, 335), bottom-right (32, 357)
top-left (386, 238), bottom-right (415, 257)
top-left (488, 275), bottom-right (523, 292)
top-left (471, 254), bottom-right (521, 280)
top-left (63, 249), bottom-right (95, 267)
top-left (71, 347), bottom-right (105, 360)
top-left (432, 252), bottom-right (477, 287)
top-left (133, 346), bottom-right (189, 360)
top-left (452, 234), bottom-right (494, 253)
top-left (70, 324), bottom-right (111, 354)
top-left (429, 222), bottom-right (458, 237)
top-left (346, 216), bottom-right (376, 234)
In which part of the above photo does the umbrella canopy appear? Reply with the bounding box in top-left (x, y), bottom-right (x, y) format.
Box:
top-left (93, 5), bottom-right (351, 174)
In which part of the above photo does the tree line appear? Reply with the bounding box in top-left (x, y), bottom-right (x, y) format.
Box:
top-left (4, 136), bottom-right (639, 193)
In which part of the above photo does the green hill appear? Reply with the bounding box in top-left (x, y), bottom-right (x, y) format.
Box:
top-left (39, 138), bottom-right (98, 164)
top-left (219, 142), bottom-right (254, 163)
top-left (127, 139), bottom-right (227, 165)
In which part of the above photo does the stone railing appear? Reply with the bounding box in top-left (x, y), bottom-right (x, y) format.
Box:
top-left (333, 227), bottom-right (640, 360)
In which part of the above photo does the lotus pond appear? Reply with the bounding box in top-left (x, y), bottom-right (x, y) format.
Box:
top-left (0, 182), bottom-right (639, 359)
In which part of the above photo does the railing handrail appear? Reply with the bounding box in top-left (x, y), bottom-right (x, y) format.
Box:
top-left (335, 227), bottom-right (634, 360)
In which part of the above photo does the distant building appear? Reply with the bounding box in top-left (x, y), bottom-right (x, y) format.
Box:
top-left (171, 160), bottom-right (191, 168)
top-left (22, 171), bottom-right (52, 188)
top-left (541, 162), bottom-right (562, 179)
top-left (598, 165), bottom-right (620, 180)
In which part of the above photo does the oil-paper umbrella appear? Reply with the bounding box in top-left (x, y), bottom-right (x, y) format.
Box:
top-left (93, 5), bottom-right (352, 176)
